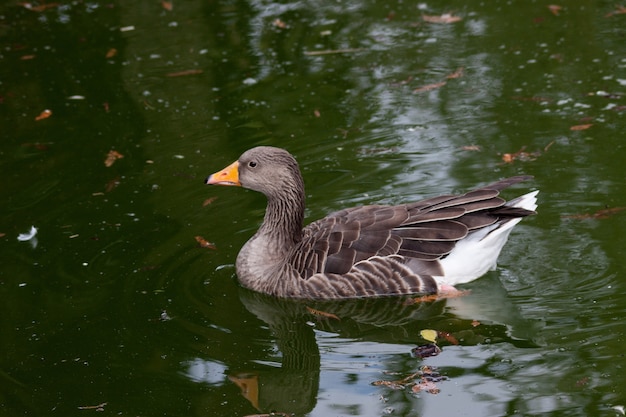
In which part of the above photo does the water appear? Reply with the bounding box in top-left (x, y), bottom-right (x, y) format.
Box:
top-left (1, 1), bottom-right (625, 416)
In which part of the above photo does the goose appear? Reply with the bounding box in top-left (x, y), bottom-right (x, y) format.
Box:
top-left (205, 146), bottom-right (537, 299)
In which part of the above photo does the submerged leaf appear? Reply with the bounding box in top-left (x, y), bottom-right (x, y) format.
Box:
top-left (422, 14), bottom-right (462, 24)
top-left (306, 306), bottom-right (340, 320)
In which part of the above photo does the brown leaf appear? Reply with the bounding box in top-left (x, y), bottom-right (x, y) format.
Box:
top-left (20, 54), bottom-right (36, 60)
top-left (202, 197), bottom-right (218, 207)
top-left (34, 109), bottom-right (52, 121)
top-left (104, 150), bottom-right (124, 167)
top-left (570, 123), bottom-right (593, 131)
top-left (104, 176), bottom-right (121, 193)
top-left (446, 67), bottom-right (464, 79)
top-left (272, 18), bottom-right (287, 29)
top-left (605, 5), bottom-right (626, 17)
top-left (438, 331), bottom-right (459, 345)
top-left (471, 320), bottom-right (481, 327)
top-left (306, 306), bottom-right (340, 320)
top-left (422, 13), bottom-right (462, 24)
top-left (562, 207), bottom-right (626, 220)
top-left (105, 48), bottom-right (117, 58)
top-left (19, 2), bottom-right (60, 12)
top-left (162, 0), bottom-right (173, 11)
top-left (313, 109), bottom-right (321, 118)
top-left (501, 142), bottom-right (553, 164)
top-left (412, 379), bottom-right (440, 394)
top-left (548, 5), bottom-right (562, 16)
top-left (413, 81), bottom-right (446, 93)
top-left (461, 145), bottom-right (481, 151)
top-left (166, 69), bottom-right (204, 77)
top-left (194, 236), bottom-right (217, 249)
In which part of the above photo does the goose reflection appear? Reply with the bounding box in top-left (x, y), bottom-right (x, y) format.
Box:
top-left (227, 275), bottom-right (539, 414)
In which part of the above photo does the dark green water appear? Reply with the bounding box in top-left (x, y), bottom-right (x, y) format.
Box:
top-left (1, 1), bottom-right (625, 416)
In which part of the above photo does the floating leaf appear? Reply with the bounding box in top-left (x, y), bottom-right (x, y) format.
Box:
top-left (562, 207), bottom-right (626, 220)
top-left (202, 196), bottom-right (218, 207)
top-left (413, 81), bottom-right (446, 93)
top-left (19, 2), bottom-right (60, 12)
top-left (605, 5), bottom-right (626, 17)
top-left (548, 5), bottom-right (562, 16)
top-left (570, 123), bottom-right (593, 131)
top-left (502, 140), bottom-right (554, 164)
top-left (422, 13), bottom-right (462, 24)
top-left (104, 150), bottom-right (124, 167)
top-left (105, 48), bottom-right (118, 58)
top-left (194, 236), bottom-right (216, 249)
top-left (446, 67), bottom-right (464, 79)
top-left (35, 109), bottom-right (52, 121)
top-left (272, 18), bottom-right (287, 29)
top-left (166, 69), bottom-right (204, 77)
top-left (161, 0), bottom-right (173, 11)
top-left (411, 379), bottom-right (440, 394)
top-left (420, 329), bottom-right (438, 343)
top-left (77, 402), bottom-right (108, 411)
top-left (411, 343), bottom-right (441, 358)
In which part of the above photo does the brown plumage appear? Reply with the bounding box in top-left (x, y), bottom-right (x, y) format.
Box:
top-left (206, 146), bottom-right (538, 299)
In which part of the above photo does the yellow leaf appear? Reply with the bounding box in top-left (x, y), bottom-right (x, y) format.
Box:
top-left (420, 329), bottom-right (438, 343)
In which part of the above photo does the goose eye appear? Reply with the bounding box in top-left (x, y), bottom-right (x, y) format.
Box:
top-left (248, 161), bottom-right (257, 168)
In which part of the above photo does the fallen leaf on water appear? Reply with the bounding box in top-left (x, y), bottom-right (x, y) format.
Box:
top-left (166, 69), bottom-right (204, 77)
top-left (446, 67), bottom-right (464, 79)
top-left (413, 81), bottom-right (446, 93)
top-left (420, 329), bottom-right (438, 343)
top-left (306, 306), bottom-right (340, 320)
top-left (35, 109), bottom-right (52, 121)
top-left (19, 2), bottom-right (60, 12)
top-left (104, 150), bottom-right (124, 167)
top-left (104, 176), bottom-right (121, 193)
top-left (438, 331), bottom-right (459, 345)
top-left (422, 13), bottom-right (462, 24)
top-left (272, 18), bottom-right (287, 29)
top-left (562, 207), bottom-right (626, 220)
top-left (570, 123), bottom-right (593, 131)
top-left (374, 366), bottom-right (446, 394)
top-left (548, 5), bottom-right (562, 16)
top-left (77, 402), bottom-right (107, 411)
top-left (411, 343), bottom-right (441, 358)
top-left (605, 5), bottom-right (626, 17)
top-left (0, 233), bottom-right (5, 238)
top-left (461, 145), bottom-right (481, 151)
top-left (105, 48), bottom-right (117, 58)
top-left (313, 109), bottom-right (321, 118)
top-left (412, 378), bottom-right (440, 394)
top-left (471, 320), bottom-right (481, 327)
top-left (202, 196), bottom-right (218, 207)
top-left (162, 0), bottom-right (173, 11)
top-left (304, 48), bottom-right (366, 56)
top-left (195, 236), bottom-right (217, 249)
top-left (20, 54), bottom-right (36, 60)
top-left (502, 140), bottom-right (554, 164)
top-left (575, 376), bottom-right (590, 387)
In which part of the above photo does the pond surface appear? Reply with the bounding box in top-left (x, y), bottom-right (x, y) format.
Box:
top-left (1, 1), bottom-right (625, 416)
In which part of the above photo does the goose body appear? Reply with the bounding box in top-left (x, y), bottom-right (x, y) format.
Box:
top-left (206, 146), bottom-right (537, 299)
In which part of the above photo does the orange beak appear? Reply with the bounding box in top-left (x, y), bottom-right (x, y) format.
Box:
top-left (205, 160), bottom-right (241, 186)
